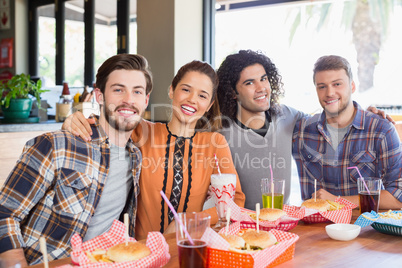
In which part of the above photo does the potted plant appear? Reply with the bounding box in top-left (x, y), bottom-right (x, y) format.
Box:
top-left (0, 73), bottom-right (48, 120)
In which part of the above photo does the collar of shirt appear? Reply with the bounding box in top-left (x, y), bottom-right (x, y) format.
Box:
top-left (317, 101), bottom-right (365, 133)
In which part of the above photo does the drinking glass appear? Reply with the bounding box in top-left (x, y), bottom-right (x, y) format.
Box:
top-left (261, 178), bottom-right (285, 209)
top-left (210, 173), bottom-right (236, 230)
top-left (358, 177), bottom-right (381, 214)
top-left (176, 212), bottom-right (211, 268)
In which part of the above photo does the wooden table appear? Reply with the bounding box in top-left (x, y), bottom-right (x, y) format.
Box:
top-left (31, 210), bottom-right (402, 267)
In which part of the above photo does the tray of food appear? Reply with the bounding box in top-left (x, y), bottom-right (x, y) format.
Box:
top-left (356, 210), bottom-right (402, 236)
top-left (204, 222), bottom-right (299, 268)
top-left (70, 220), bottom-right (170, 267)
top-left (239, 208), bottom-right (299, 232)
top-left (296, 198), bottom-right (358, 224)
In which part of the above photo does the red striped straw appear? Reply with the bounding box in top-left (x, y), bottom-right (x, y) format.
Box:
top-left (214, 154), bottom-right (222, 175)
top-left (347, 166), bottom-right (370, 194)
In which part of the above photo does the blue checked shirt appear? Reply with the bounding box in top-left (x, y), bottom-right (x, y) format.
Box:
top-left (292, 101), bottom-right (402, 201)
top-left (0, 118), bottom-right (141, 265)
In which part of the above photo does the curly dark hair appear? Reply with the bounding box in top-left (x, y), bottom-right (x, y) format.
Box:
top-left (217, 50), bottom-right (284, 128)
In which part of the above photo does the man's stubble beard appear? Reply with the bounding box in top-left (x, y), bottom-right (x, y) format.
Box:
top-left (104, 103), bottom-right (144, 132)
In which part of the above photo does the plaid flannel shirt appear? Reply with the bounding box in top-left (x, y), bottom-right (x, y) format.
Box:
top-left (0, 118), bottom-right (141, 265)
top-left (292, 101), bottom-right (402, 201)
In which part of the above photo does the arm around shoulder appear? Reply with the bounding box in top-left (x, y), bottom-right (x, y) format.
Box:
top-left (0, 248), bottom-right (28, 267)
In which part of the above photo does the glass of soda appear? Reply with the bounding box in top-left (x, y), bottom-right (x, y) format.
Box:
top-left (358, 178), bottom-right (382, 214)
top-left (261, 178), bottom-right (285, 209)
top-left (176, 212), bottom-right (211, 268)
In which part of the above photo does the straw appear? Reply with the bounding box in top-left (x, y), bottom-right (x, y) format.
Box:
top-left (39, 237), bottom-right (49, 268)
top-left (225, 208), bottom-right (231, 235)
top-left (314, 179), bottom-right (317, 202)
top-left (270, 165), bottom-right (274, 208)
top-left (256, 203), bottom-right (260, 233)
top-left (124, 213), bottom-right (129, 245)
top-left (347, 166), bottom-right (370, 194)
top-left (214, 154), bottom-right (222, 175)
top-left (160, 190), bottom-right (194, 245)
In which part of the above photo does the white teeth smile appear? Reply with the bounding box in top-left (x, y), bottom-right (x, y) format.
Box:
top-left (255, 95), bottom-right (266, 100)
top-left (182, 105), bottom-right (195, 113)
top-left (326, 99), bottom-right (339, 104)
top-left (119, 110), bottom-right (135, 115)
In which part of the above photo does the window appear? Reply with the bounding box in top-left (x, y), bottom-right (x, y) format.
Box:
top-left (215, 0), bottom-right (402, 113)
top-left (31, 0), bottom-right (136, 88)
top-left (38, 4), bottom-right (55, 87)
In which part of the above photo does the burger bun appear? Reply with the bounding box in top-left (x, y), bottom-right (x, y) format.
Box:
top-left (219, 234), bottom-right (246, 250)
top-left (106, 242), bottom-right (151, 262)
top-left (240, 229), bottom-right (277, 250)
top-left (258, 208), bottom-right (286, 221)
top-left (301, 198), bottom-right (330, 212)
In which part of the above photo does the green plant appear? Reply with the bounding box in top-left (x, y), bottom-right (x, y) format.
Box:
top-left (0, 73), bottom-right (49, 109)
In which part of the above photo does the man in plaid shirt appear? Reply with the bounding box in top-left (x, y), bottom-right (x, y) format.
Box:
top-left (0, 54), bottom-right (152, 265)
top-left (292, 55), bottom-right (402, 208)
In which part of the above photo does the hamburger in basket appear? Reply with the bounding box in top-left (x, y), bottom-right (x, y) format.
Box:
top-left (86, 241), bottom-right (151, 263)
top-left (296, 197), bottom-right (358, 224)
top-left (219, 229), bottom-right (277, 253)
top-left (249, 208), bottom-right (287, 222)
top-left (70, 219), bottom-right (170, 267)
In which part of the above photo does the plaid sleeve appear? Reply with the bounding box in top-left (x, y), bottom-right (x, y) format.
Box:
top-left (379, 124), bottom-right (402, 202)
top-left (0, 133), bottom-right (55, 253)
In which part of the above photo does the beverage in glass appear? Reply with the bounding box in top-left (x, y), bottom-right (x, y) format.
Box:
top-left (210, 173), bottom-right (236, 230)
top-left (357, 178), bottom-right (381, 214)
top-left (177, 239), bottom-right (208, 268)
top-left (261, 178), bottom-right (285, 209)
top-left (176, 212), bottom-right (210, 268)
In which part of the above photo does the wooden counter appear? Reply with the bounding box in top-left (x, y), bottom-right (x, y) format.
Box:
top-left (0, 121), bottom-right (62, 185)
top-left (31, 210), bottom-right (402, 267)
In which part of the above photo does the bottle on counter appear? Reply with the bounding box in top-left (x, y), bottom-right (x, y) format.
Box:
top-left (59, 82), bottom-right (74, 104)
top-left (56, 82), bottom-right (73, 122)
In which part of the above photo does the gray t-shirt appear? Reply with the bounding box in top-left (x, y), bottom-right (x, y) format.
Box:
top-left (83, 143), bottom-right (132, 242)
top-left (326, 122), bottom-right (350, 150)
top-left (220, 104), bottom-right (305, 209)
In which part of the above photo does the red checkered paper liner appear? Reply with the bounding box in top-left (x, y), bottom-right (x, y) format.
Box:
top-left (227, 199), bottom-right (299, 229)
top-left (69, 220), bottom-right (170, 267)
top-left (203, 221), bottom-right (299, 268)
top-left (284, 197), bottom-right (358, 224)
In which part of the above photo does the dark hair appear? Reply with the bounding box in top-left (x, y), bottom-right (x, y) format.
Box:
top-left (313, 55), bottom-right (353, 83)
top-left (95, 53), bottom-right (153, 95)
top-left (217, 50), bottom-right (284, 128)
top-left (171, 60), bottom-right (221, 132)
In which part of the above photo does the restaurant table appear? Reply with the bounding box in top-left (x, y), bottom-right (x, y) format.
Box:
top-left (31, 209), bottom-right (402, 268)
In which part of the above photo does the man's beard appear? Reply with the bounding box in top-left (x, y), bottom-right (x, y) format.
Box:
top-left (104, 103), bottom-right (143, 132)
top-left (324, 98), bottom-right (351, 120)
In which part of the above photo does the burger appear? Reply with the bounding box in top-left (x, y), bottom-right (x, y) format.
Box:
top-left (249, 208), bottom-right (286, 222)
top-left (258, 208), bottom-right (286, 221)
top-left (219, 233), bottom-right (246, 251)
top-left (105, 242), bottom-right (151, 262)
top-left (240, 229), bottom-right (277, 250)
top-left (301, 198), bottom-right (330, 212)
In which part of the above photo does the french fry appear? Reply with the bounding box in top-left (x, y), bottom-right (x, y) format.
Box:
top-left (327, 200), bottom-right (345, 211)
top-left (379, 210), bottom-right (402, 220)
top-left (86, 249), bottom-right (111, 263)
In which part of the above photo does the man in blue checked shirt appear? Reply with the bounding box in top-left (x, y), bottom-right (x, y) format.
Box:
top-left (0, 54), bottom-right (152, 265)
top-left (292, 55), bottom-right (402, 209)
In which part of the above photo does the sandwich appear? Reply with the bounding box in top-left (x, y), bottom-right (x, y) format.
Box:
top-left (249, 208), bottom-right (286, 222)
top-left (106, 242), bottom-right (151, 262)
top-left (219, 233), bottom-right (246, 251)
top-left (87, 242), bottom-right (151, 263)
top-left (240, 229), bottom-right (277, 250)
top-left (301, 199), bottom-right (331, 212)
